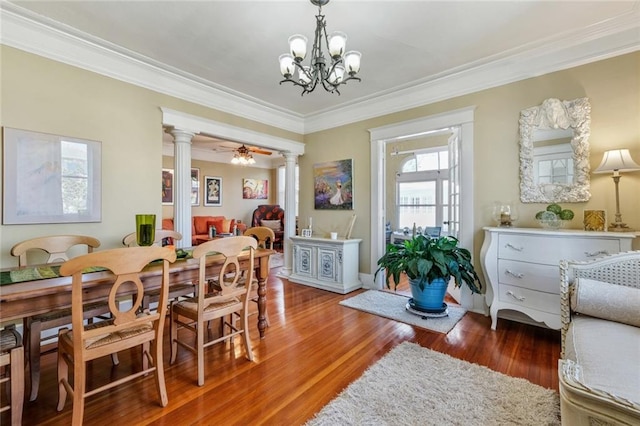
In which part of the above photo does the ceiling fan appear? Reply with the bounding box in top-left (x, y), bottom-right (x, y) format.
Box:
top-left (222, 144), bottom-right (273, 156)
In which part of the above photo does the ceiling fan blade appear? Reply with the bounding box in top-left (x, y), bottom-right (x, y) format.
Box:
top-left (249, 147), bottom-right (273, 155)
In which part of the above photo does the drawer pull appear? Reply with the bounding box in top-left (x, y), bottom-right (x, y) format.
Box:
top-left (585, 250), bottom-right (609, 257)
top-left (505, 269), bottom-right (524, 279)
top-left (505, 243), bottom-right (524, 252)
top-left (506, 290), bottom-right (526, 302)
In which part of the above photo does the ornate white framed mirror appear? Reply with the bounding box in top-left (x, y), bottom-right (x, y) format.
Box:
top-left (519, 97), bottom-right (591, 203)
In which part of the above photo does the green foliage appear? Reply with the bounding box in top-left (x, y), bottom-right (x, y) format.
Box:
top-left (374, 235), bottom-right (482, 294)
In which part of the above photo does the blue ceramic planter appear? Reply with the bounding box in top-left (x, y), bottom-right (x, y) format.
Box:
top-left (409, 277), bottom-right (448, 311)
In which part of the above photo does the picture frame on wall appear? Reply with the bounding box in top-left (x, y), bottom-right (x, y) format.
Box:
top-left (242, 178), bottom-right (268, 199)
top-left (191, 168), bottom-right (200, 206)
top-left (204, 176), bottom-right (223, 206)
top-left (162, 169), bottom-right (174, 205)
top-left (583, 209), bottom-right (606, 231)
top-left (313, 158), bottom-right (354, 210)
top-left (2, 127), bottom-right (102, 224)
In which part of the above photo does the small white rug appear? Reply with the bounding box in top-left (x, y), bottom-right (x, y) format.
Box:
top-left (306, 342), bottom-right (560, 426)
top-left (339, 290), bottom-right (466, 334)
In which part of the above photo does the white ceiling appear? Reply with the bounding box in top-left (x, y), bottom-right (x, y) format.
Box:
top-left (2, 1), bottom-right (639, 137)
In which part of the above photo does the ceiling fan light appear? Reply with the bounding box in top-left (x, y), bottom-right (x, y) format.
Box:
top-left (328, 31), bottom-right (347, 59)
top-left (288, 34), bottom-right (308, 61)
top-left (344, 51), bottom-right (361, 74)
top-left (279, 54), bottom-right (295, 77)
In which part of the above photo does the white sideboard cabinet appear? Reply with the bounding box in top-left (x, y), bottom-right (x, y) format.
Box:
top-left (289, 236), bottom-right (362, 294)
top-left (481, 227), bottom-right (636, 330)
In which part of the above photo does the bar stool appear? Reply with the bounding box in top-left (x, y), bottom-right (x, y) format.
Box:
top-left (0, 325), bottom-right (24, 426)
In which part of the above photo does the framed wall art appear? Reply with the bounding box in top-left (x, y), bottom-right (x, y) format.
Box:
top-left (162, 168), bottom-right (174, 205)
top-left (191, 168), bottom-right (200, 206)
top-left (314, 158), bottom-right (353, 210)
top-left (2, 127), bottom-right (102, 224)
top-left (583, 209), bottom-right (606, 231)
top-left (242, 178), bottom-right (268, 199)
top-left (205, 176), bottom-right (223, 206)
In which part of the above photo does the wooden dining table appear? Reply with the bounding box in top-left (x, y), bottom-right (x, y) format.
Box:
top-left (0, 247), bottom-right (274, 338)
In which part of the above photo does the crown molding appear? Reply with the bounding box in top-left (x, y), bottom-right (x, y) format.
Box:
top-left (2, 2), bottom-right (639, 135)
top-left (0, 3), bottom-right (305, 134)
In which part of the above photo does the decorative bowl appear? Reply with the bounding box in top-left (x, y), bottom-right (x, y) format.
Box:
top-left (537, 218), bottom-right (565, 229)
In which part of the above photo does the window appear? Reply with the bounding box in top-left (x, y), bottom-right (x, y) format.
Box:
top-left (277, 165), bottom-right (299, 216)
top-left (396, 148), bottom-right (448, 231)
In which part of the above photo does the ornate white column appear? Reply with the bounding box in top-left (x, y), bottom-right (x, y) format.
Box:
top-left (280, 152), bottom-right (298, 277)
top-left (170, 129), bottom-right (194, 248)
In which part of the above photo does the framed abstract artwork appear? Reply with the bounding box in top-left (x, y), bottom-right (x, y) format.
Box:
top-left (242, 178), bottom-right (268, 199)
top-left (162, 169), bottom-right (174, 205)
top-left (2, 127), bottom-right (102, 224)
top-left (205, 176), bottom-right (223, 206)
top-left (191, 168), bottom-right (200, 206)
top-left (314, 158), bottom-right (353, 210)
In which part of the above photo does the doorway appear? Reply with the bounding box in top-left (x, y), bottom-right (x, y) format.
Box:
top-left (369, 106), bottom-right (477, 310)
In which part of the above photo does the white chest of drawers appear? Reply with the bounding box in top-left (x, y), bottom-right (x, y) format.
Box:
top-left (481, 227), bottom-right (636, 330)
top-left (290, 236), bottom-right (362, 294)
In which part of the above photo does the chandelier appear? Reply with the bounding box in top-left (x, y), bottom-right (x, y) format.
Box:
top-left (231, 145), bottom-right (256, 165)
top-left (278, 0), bottom-right (361, 95)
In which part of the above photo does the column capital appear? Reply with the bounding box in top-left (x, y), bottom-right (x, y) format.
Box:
top-left (171, 129), bottom-right (195, 144)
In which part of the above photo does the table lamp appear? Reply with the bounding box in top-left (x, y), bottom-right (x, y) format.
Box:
top-left (594, 149), bottom-right (640, 231)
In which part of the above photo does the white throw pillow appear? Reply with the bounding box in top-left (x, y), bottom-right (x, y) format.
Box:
top-left (261, 219), bottom-right (282, 232)
top-left (571, 277), bottom-right (640, 327)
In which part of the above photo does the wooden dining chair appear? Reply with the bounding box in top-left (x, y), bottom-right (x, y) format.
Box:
top-left (57, 246), bottom-right (176, 426)
top-left (10, 234), bottom-right (113, 402)
top-left (0, 325), bottom-right (24, 426)
top-left (122, 229), bottom-right (196, 310)
top-left (242, 226), bottom-right (275, 324)
top-left (170, 236), bottom-right (257, 386)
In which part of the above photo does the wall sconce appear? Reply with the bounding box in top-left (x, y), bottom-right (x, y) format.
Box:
top-left (594, 149), bottom-right (640, 231)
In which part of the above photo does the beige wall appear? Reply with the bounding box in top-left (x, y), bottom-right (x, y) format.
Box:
top-left (301, 52), bottom-right (640, 273)
top-left (0, 46), bottom-right (299, 267)
top-left (162, 157), bottom-right (275, 226)
top-left (1, 46), bottom-right (638, 273)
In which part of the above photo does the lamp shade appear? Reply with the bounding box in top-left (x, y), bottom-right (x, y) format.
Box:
top-left (344, 51), bottom-right (361, 74)
top-left (594, 149), bottom-right (640, 173)
top-left (279, 54), bottom-right (295, 77)
top-left (328, 31), bottom-right (347, 59)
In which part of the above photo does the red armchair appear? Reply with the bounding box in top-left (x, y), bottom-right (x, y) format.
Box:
top-left (251, 205), bottom-right (284, 248)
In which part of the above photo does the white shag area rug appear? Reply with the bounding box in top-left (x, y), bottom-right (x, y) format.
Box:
top-left (306, 342), bottom-right (560, 426)
top-left (340, 290), bottom-right (466, 334)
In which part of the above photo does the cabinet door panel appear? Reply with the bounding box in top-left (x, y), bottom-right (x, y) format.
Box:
top-left (316, 247), bottom-right (338, 283)
top-left (294, 245), bottom-right (314, 277)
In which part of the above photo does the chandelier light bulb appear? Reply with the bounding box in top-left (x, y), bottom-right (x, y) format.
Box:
top-left (344, 51), bottom-right (361, 75)
top-left (279, 54), bottom-right (295, 78)
top-left (328, 64), bottom-right (345, 84)
top-left (299, 66), bottom-right (312, 84)
top-left (328, 31), bottom-right (347, 59)
top-left (288, 34), bottom-right (308, 61)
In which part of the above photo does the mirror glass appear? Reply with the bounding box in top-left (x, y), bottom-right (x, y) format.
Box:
top-left (519, 98), bottom-right (591, 203)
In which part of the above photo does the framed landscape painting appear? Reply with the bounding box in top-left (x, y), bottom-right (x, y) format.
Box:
top-left (162, 169), bottom-right (174, 205)
top-left (314, 159), bottom-right (353, 210)
top-left (205, 176), bottom-right (222, 206)
top-left (191, 168), bottom-right (200, 206)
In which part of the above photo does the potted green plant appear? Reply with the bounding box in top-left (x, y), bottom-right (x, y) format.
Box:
top-left (374, 235), bottom-right (482, 312)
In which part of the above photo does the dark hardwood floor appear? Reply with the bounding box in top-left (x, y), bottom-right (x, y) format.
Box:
top-left (11, 265), bottom-right (560, 425)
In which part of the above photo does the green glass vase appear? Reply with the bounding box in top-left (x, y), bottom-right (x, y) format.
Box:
top-left (136, 214), bottom-right (156, 246)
